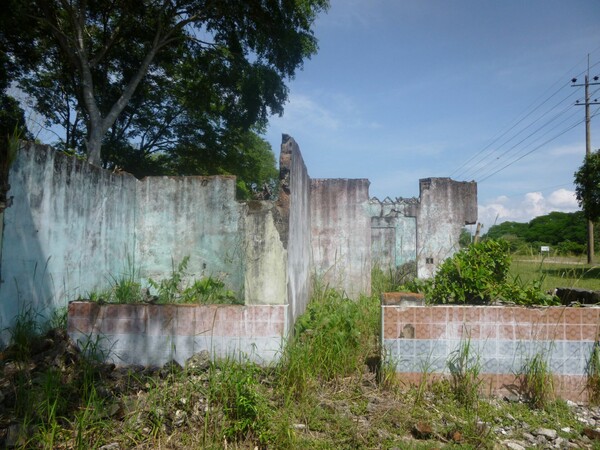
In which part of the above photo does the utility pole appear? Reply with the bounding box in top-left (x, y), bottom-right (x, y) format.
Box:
top-left (572, 55), bottom-right (600, 264)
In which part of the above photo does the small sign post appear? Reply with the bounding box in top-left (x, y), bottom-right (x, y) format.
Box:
top-left (540, 245), bottom-right (550, 256)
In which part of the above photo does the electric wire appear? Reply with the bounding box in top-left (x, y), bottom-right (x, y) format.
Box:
top-left (476, 86), bottom-right (600, 181)
top-left (479, 105), bottom-right (600, 183)
top-left (473, 101), bottom-right (583, 181)
top-left (450, 54), bottom-right (600, 182)
top-left (448, 79), bottom-right (574, 179)
top-left (458, 88), bottom-right (580, 180)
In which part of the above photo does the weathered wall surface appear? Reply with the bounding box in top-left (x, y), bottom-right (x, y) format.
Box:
top-left (311, 178), bottom-right (371, 298)
top-left (416, 178), bottom-right (477, 278)
top-left (369, 198), bottom-right (418, 269)
top-left (279, 136), bottom-right (313, 327)
top-left (0, 143), bottom-right (137, 339)
top-left (382, 294), bottom-right (597, 402)
top-left (136, 176), bottom-right (244, 295)
top-left (243, 201), bottom-right (287, 305)
top-left (68, 302), bottom-right (287, 366)
top-left (1, 144), bottom-right (290, 342)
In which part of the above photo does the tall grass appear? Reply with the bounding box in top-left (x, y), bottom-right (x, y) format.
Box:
top-left (517, 351), bottom-right (555, 408)
top-left (277, 283), bottom-right (380, 401)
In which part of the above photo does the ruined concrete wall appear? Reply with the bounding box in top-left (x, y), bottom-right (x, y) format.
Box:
top-left (243, 201), bottom-right (287, 305)
top-left (277, 135), bottom-right (312, 327)
top-left (311, 178), bottom-right (371, 298)
top-left (0, 143), bottom-right (137, 339)
top-left (135, 176), bottom-right (244, 296)
top-left (369, 198), bottom-right (418, 269)
top-left (416, 178), bottom-right (477, 278)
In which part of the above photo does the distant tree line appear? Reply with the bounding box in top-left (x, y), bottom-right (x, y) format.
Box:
top-left (483, 211), bottom-right (597, 255)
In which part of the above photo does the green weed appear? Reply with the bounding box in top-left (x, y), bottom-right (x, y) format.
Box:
top-left (108, 254), bottom-right (142, 303)
top-left (587, 340), bottom-right (600, 405)
top-left (277, 286), bottom-right (379, 400)
top-left (518, 351), bottom-right (554, 408)
top-left (206, 360), bottom-right (274, 445)
top-left (414, 351), bottom-right (436, 406)
top-left (371, 261), bottom-right (417, 298)
top-left (93, 255), bottom-right (240, 304)
top-left (6, 305), bottom-right (42, 360)
top-left (148, 256), bottom-right (189, 303)
top-left (447, 335), bottom-right (482, 410)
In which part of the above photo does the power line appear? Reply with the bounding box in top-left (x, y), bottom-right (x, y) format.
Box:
top-left (458, 89), bottom-right (580, 180)
top-left (449, 79), bottom-right (574, 179)
top-left (474, 106), bottom-right (581, 181)
top-left (478, 106), bottom-right (600, 183)
top-left (451, 53), bottom-right (600, 181)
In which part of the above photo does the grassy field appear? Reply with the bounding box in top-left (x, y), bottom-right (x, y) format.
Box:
top-left (510, 255), bottom-right (600, 292)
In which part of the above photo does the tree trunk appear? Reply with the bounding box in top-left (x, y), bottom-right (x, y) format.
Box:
top-left (86, 126), bottom-right (103, 166)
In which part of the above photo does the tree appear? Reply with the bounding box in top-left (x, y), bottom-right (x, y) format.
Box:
top-left (575, 150), bottom-right (600, 222)
top-left (484, 211), bottom-right (597, 256)
top-left (3, 0), bottom-right (329, 166)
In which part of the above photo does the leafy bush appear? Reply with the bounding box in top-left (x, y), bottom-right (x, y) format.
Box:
top-left (499, 275), bottom-right (558, 306)
top-left (555, 240), bottom-right (586, 256)
top-left (405, 239), bottom-right (559, 306)
top-left (428, 240), bottom-right (511, 304)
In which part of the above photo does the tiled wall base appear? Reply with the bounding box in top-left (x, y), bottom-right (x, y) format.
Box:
top-left (382, 297), bottom-right (600, 403)
top-left (68, 302), bottom-right (287, 366)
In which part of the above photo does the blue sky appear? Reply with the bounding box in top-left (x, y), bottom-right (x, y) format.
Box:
top-left (263, 0), bottom-right (600, 231)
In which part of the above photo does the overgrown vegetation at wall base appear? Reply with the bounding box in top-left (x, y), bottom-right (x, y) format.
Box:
top-left (404, 239), bottom-right (559, 305)
top-left (277, 288), bottom-right (380, 400)
top-left (90, 256), bottom-right (240, 305)
top-left (2, 279), bottom-right (598, 449)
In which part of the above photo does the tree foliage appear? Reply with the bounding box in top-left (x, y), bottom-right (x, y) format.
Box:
top-left (574, 150), bottom-right (600, 222)
top-left (2, 0), bottom-right (328, 193)
top-left (485, 211), bottom-right (590, 255)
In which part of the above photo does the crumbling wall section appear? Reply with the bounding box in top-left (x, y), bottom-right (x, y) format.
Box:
top-left (369, 197), bottom-right (418, 270)
top-left (416, 178), bottom-right (477, 278)
top-left (311, 178), bottom-right (371, 298)
top-left (243, 201), bottom-right (287, 305)
top-left (277, 135), bottom-right (312, 327)
top-left (0, 143), bottom-right (137, 338)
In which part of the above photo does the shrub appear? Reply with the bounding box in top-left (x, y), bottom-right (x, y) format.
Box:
top-left (428, 240), bottom-right (511, 304)
top-left (409, 239), bottom-right (558, 306)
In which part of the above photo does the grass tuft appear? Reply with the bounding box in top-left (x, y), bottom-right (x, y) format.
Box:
top-left (517, 351), bottom-right (554, 408)
top-left (447, 334), bottom-right (482, 410)
top-left (587, 340), bottom-right (600, 405)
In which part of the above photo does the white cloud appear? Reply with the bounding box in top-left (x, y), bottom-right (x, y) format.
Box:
top-left (320, 0), bottom-right (386, 29)
top-left (271, 93), bottom-right (341, 132)
top-left (547, 188), bottom-right (578, 209)
top-left (478, 189), bottom-right (580, 230)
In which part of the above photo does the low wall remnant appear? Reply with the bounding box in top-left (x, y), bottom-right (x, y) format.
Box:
top-left (382, 293), bottom-right (598, 402)
top-left (68, 301), bottom-right (287, 366)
